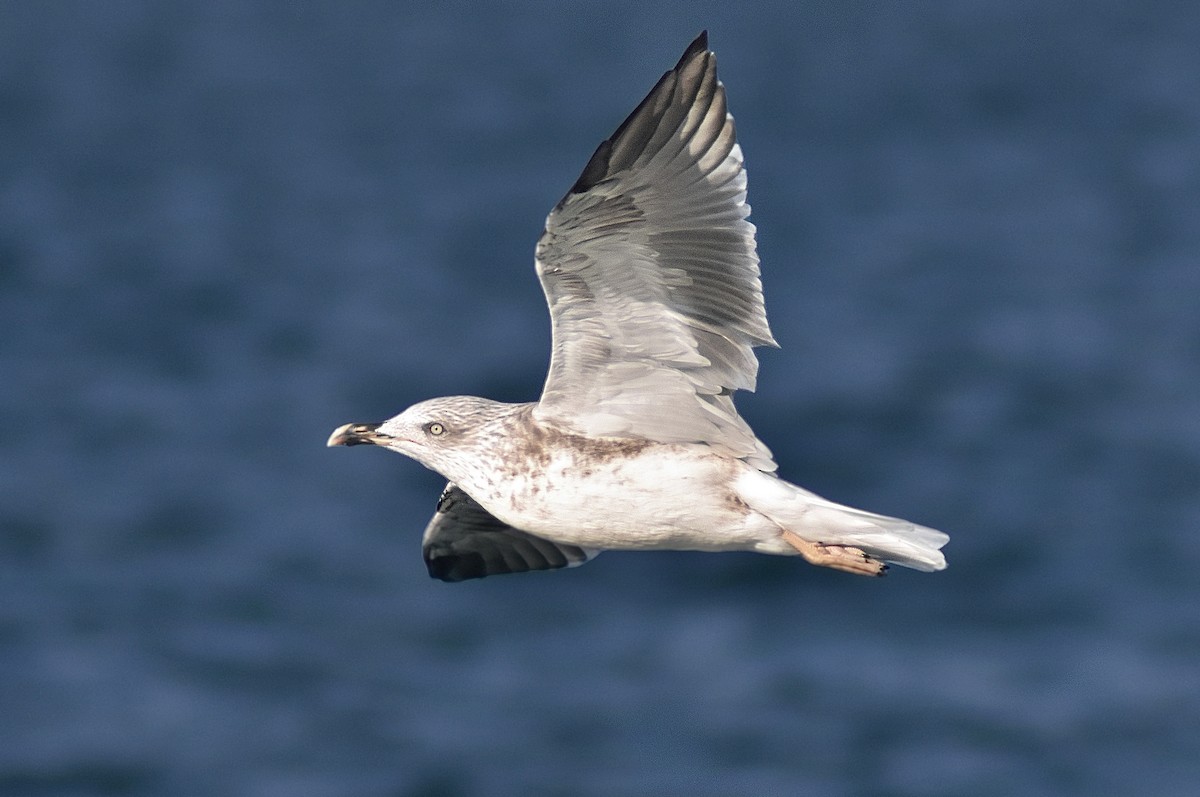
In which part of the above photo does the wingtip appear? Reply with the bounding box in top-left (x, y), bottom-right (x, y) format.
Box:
top-left (563, 32), bottom-right (715, 200)
top-left (676, 31), bottom-right (711, 69)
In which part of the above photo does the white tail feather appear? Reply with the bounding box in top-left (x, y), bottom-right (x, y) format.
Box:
top-left (735, 470), bottom-right (949, 571)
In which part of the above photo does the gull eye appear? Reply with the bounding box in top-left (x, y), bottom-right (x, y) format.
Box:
top-left (425, 422), bottom-right (445, 436)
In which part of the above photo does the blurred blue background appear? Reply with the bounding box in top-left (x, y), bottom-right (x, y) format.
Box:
top-left (2, 2), bottom-right (1198, 795)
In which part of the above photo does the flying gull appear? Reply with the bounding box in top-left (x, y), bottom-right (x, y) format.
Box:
top-left (329, 32), bottom-right (949, 582)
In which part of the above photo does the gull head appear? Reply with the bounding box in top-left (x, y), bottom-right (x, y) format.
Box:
top-left (328, 395), bottom-right (520, 481)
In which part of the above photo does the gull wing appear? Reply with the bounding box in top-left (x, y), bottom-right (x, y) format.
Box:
top-left (533, 32), bottom-right (777, 471)
top-left (421, 483), bottom-right (600, 582)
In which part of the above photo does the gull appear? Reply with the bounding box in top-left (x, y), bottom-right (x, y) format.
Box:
top-left (328, 32), bottom-right (949, 582)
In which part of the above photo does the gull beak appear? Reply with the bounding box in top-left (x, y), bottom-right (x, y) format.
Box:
top-left (327, 422), bottom-right (386, 448)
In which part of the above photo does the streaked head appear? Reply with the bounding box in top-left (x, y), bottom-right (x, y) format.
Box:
top-left (327, 395), bottom-right (522, 479)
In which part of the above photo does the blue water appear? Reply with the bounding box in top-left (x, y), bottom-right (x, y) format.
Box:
top-left (2, 2), bottom-right (1198, 795)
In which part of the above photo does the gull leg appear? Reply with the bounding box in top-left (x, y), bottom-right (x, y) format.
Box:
top-left (781, 530), bottom-right (888, 577)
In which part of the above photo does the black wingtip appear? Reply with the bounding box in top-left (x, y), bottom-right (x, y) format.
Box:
top-left (426, 552), bottom-right (486, 582)
top-left (680, 31), bottom-right (710, 67)
top-left (563, 32), bottom-right (715, 200)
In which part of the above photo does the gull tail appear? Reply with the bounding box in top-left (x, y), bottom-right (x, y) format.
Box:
top-left (735, 470), bottom-right (949, 572)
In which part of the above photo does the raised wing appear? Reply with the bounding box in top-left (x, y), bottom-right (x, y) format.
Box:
top-left (533, 32), bottom-right (777, 471)
top-left (421, 483), bottom-right (599, 582)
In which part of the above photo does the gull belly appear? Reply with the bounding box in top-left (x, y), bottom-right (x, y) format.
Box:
top-left (464, 439), bottom-right (776, 553)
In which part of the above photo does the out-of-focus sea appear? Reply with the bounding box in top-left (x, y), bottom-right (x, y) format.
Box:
top-left (2, 2), bottom-right (1197, 795)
